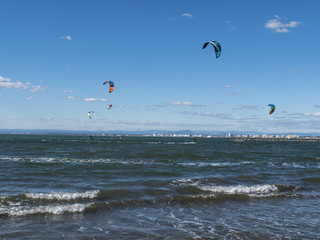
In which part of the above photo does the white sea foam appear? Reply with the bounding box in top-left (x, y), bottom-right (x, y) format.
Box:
top-left (0, 156), bottom-right (155, 165)
top-left (180, 142), bottom-right (197, 145)
top-left (178, 161), bottom-right (253, 167)
top-left (199, 184), bottom-right (278, 195)
top-left (25, 190), bottom-right (99, 200)
top-left (282, 163), bottom-right (305, 168)
top-left (0, 203), bottom-right (92, 216)
top-left (147, 142), bottom-right (162, 144)
top-left (0, 156), bottom-right (21, 162)
top-left (172, 178), bottom-right (200, 185)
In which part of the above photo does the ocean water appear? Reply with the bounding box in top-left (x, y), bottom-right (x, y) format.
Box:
top-left (0, 134), bottom-right (319, 239)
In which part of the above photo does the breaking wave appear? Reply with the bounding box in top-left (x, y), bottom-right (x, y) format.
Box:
top-left (1, 203), bottom-right (93, 216)
top-left (0, 190), bottom-right (99, 216)
top-left (24, 190), bottom-right (99, 200)
top-left (199, 184), bottom-right (278, 194)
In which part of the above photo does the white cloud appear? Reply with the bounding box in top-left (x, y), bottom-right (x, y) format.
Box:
top-left (63, 89), bottom-right (73, 93)
top-left (27, 96), bottom-right (33, 101)
top-left (168, 102), bottom-right (204, 107)
top-left (174, 110), bottom-right (233, 119)
top-left (30, 85), bottom-right (45, 93)
top-left (225, 20), bottom-right (236, 30)
top-left (66, 96), bottom-right (79, 101)
top-left (233, 105), bottom-right (260, 110)
top-left (39, 117), bottom-right (54, 121)
top-left (65, 95), bottom-right (108, 102)
top-left (181, 13), bottom-right (193, 18)
top-left (304, 112), bottom-right (320, 117)
top-left (0, 76), bottom-right (28, 89)
top-left (0, 76), bottom-right (44, 93)
top-left (224, 85), bottom-right (233, 88)
top-left (145, 104), bottom-right (166, 110)
top-left (265, 16), bottom-right (300, 33)
top-left (61, 35), bottom-right (72, 40)
top-left (84, 98), bottom-right (108, 102)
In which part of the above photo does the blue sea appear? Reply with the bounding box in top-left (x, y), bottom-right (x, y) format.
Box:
top-left (0, 134), bottom-right (319, 239)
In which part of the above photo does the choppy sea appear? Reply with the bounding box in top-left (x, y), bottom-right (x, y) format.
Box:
top-left (0, 134), bottom-right (319, 239)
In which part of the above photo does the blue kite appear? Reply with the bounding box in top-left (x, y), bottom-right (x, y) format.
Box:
top-left (202, 41), bottom-right (222, 58)
top-left (268, 104), bottom-right (276, 114)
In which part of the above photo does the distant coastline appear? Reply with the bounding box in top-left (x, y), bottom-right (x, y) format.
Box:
top-left (1, 129), bottom-right (320, 140)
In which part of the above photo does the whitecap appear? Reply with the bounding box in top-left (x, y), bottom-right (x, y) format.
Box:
top-left (25, 190), bottom-right (99, 200)
top-left (1, 203), bottom-right (93, 216)
top-left (199, 184), bottom-right (278, 194)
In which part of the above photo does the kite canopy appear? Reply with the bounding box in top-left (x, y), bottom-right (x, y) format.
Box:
top-left (108, 104), bottom-right (112, 110)
top-left (268, 104), bottom-right (275, 114)
top-left (103, 81), bottom-right (114, 93)
top-left (88, 111), bottom-right (94, 119)
top-left (203, 41), bottom-right (221, 58)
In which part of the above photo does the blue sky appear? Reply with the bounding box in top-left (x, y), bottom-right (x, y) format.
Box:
top-left (1, 0), bottom-right (320, 133)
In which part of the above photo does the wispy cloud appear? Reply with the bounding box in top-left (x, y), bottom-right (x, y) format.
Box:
top-left (61, 35), bottom-right (72, 40)
top-left (181, 13), bottom-right (193, 18)
top-left (224, 85), bottom-right (233, 88)
top-left (0, 76), bottom-right (44, 93)
top-left (225, 20), bottom-right (236, 30)
top-left (65, 95), bottom-right (108, 102)
top-left (233, 105), bottom-right (260, 110)
top-left (63, 89), bottom-right (73, 93)
top-left (39, 117), bottom-right (54, 121)
top-left (174, 110), bottom-right (233, 120)
top-left (0, 76), bottom-right (28, 89)
top-left (84, 98), bottom-right (108, 102)
top-left (145, 104), bottom-right (166, 110)
top-left (66, 96), bottom-right (79, 101)
top-left (304, 112), bottom-right (320, 117)
top-left (168, 102), bottom-right (204, 107)
top-left (265, 15), bottom-right (300, 33)
top-left (29, 85), bottom-right (45, 93)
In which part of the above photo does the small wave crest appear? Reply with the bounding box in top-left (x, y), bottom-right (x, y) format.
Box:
top-left (0, 203), bottom-right (93, 216)
top-left (171, 178), bottom-right (298, 198)
top-left (170, 179), bottom-right (296, 197)
top-left (24, 190), bottom-right (99, 200)
top-left (0, 190), bottom-right (99, 216)
top-left (166, 183), bottom-right (298, 205)
top-left (0, 156), bottom-right (156, 166)
top-left (178, 161), bottom-right (253, 167)
top-left (199, 184), bottom-right (278, 195)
